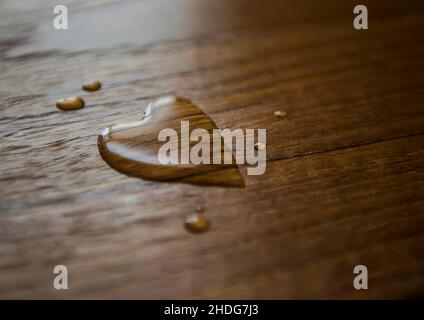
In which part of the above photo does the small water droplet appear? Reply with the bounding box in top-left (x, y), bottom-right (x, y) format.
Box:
top-left (274, 110), bottom-right (287, 118)
top-left (195, 206), bottom-right (205, 213)
top-left (56, 96), bottom-right (85, 111)
top-left (255, 142), bottom-right (266, 151)
top-left (185, 214), bottom-right (209, 233)
top-left (82, 80), bottom-right (102, 92)
top-left (98, 96), bottom-right (245, 187)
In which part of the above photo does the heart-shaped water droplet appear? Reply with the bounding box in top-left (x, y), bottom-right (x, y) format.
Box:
top-left (98, 96), bottom-right (245, 188)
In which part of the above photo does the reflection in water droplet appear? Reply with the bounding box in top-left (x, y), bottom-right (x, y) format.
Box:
top-left (185, 214), bottom-right (209, 233)
top-left (98, 96), bottom-right (245, 187)
top-left (56, 96), bottom-right (85, 111)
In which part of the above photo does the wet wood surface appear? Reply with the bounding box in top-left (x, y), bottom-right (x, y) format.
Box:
top-left (0, 0), bottom-right (423, 299)
top-left (98, 96), bottom-right (246, 188)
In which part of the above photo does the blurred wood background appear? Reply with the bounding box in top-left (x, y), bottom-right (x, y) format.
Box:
top-left (0, 0), bottom-right (423, 299)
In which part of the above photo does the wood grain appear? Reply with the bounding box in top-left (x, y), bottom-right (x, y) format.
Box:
top-left (0, 0), bottom-right (423, 299)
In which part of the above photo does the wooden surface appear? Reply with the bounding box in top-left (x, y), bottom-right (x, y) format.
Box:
top-left (0, 0), bottom-right (423, 299)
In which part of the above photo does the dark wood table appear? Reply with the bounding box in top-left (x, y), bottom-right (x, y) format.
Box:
top-left (0, 0), bottom-right (423, 298)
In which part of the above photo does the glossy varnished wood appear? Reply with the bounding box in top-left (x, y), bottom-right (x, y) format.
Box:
top-left (0, 0), bottom-right (423, 299)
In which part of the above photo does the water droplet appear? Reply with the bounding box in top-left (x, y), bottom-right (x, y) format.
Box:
top-left (98, 96), bottom-right (245, 187)
top-left (185, 214), bottom-right (209, 233)
top-left (82, 80), bottom-right (102, 92)
top-left (255, 142), bottom-right (266, 151)
top-left (195, 206), bottom-right (205, 213)
top-left (274, 110), bottom-right (287, 118)
top-left (56, 96), bottom-right (85, 111)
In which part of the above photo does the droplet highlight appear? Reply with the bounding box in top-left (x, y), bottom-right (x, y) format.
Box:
top-left (98, 96), bottom-right (245, 187)
top-left (56, 96), bottom-right (85, 111)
